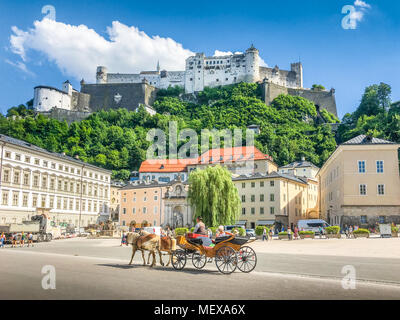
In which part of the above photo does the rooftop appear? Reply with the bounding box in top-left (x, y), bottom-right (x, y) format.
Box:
top-left (341, 135), bottom-right (395, 145)
top-left (0, 134), bottom-right (111, 174)
top-left (232, 171), bottom-right (308, 185)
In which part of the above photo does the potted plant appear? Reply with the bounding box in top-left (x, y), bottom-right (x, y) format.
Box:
top-left (325, 226), bottom-right (341, 239)
top-left (392, 226), bottom-right (399, 238)
top-left (278, 231), bottom-right (288, 240)
top-left (255, 226), bottom-right (269, 239)
top-left (353, 228), bottom-right (370, 238)
top-left (299, 231), bottom-right (315, 239)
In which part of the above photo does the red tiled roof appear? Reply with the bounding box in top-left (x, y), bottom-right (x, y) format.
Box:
top-left (139, 158), bottom-right (198, 173)
top-left (198, 146), bottom-right (273, 164)
top-left (139, 147), bottom-right (274, 173)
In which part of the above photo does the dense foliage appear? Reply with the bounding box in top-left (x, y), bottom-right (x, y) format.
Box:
top-left (1, 83), bottom-right (340, 180)
top-left (188, 165), bottom-right (241, 227)
top-left (337, 82), bottom-right (400, 144)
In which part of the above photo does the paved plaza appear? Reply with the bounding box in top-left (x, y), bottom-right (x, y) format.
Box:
top-left (0, 237), bottom-right (399, 300)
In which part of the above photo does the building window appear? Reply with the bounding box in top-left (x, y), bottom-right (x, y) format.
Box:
top-left (2, 191), bottom-right (9, 205)
top-left (241, 195), bottom-right (246, 203)
top-left (260, 207), bottom-right (264, 215)
top-left (359, 184), bottom-right (367, 195)
top-left (251, 182), bottom-right (255, 188)
top-left (358, 161), bottom-right (366, 173)
top-left (49, 197), bottom-right (54, 208)
top-left (143, 207), bottom-right (147, 214)
top-left (33, 175), bottom-right (39, 187)
top-left (377, 184), bottom-right (385, 195)
top-left (251, 195), bottom-right (255, 202)
top-left (270, 207), bottom-right (275, 214)
top-left (242, 183), bottom-right (245, 188)
top-left (32, 195), bottom-right (38, 207)
top-left (41, 195), bottom-right (46, 207)
top-left (13, 171), bottom-right (20, 184)
top-left (22, 194), bottom-right (28, 207)
top-left (23, 173), bottom-right (29, 185)
top-left (50, 178), bottom-right (55, 190)
top-left (12, 192), bottom-right (19, 206)
top-left (260, 194), bottom-right (264, 202)
top-left (270, 181), bottom-right (275, 187)
top-left (360, 215), bottom-right (367, 224)
top-left (25, 156), bottom-right (30, 163)
top-left (42, 176), bottom-right (47, 189)
top-left (132, 208), bottom-right (136, 214)
top-left (123, 208), bottom-right (126, 214)
top-left (251, 208), bottom-right (255, 215)
top-left (57, 198), bottom-right (61, 209)
top-left (260, 181), bottom-right (264, 187)
top-left (242, 208), bottom-right (246, 215)
top-left (376, 161), bottom-right (384, 173)
top-left (3, 169), bottom-right (10, 183)
top-left (15, 154), bottom-right (21, 161)
top-left (34, 159), bottom-right (40, 165)
top-left (270, 194), bottom-right (275, 201)
top-left (379, 216), bottom-right (386, 224)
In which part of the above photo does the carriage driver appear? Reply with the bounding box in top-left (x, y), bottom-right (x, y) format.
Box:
top-left (193, 217), bottom-right (212, 247)
top-left (193, 217), bottom-right (207, 235)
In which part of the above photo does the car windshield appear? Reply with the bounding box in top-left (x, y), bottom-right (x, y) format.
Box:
top-left (307, 223), bottom-right (325, 227)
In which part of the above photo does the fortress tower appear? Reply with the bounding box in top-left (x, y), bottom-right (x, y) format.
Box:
top-left (96, 66), bottom-right (108, 84)
top-left (244, 45), bottom-right (260, 83)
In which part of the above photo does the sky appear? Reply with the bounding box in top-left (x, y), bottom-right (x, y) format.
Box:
top-left (0, 0), bottom-right (399, 119)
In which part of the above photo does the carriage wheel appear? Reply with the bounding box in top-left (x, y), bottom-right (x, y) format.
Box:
top-left (237, 246), bottom-right (257, 273)
top-left (192, 252), bottom-right (207, 269)
top-left (171, 250), bottom-right (187, 270)
top-left (215, 246), bottom-right (237, 274)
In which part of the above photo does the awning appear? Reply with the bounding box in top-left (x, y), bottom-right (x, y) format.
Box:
top-left (236, 220), bottom-right (247, 226)
top-left (257, 220), bottom-right (275, 226)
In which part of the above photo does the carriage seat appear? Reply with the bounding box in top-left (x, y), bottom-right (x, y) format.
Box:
top-left (214, 235), bottom-right (232, 244)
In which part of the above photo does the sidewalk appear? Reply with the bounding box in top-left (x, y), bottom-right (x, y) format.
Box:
top-left (251, 236), bottom-right (400, 259)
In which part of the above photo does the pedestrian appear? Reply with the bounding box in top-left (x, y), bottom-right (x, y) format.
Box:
top-left (349, 225), bottom-right (353, 238)
top-left (0, 233), bottom-right (5, 248)
top-left (27, 232), bottom-right (33, 247)
top-left (287, 228), bottom-right (292, 241)
top-left (20, 231), bottom-right (26, 247)
top-left (294, 226), bottom-right (299, 240)
top-left (318, 226), bottom-right (323, 239)
top-left (120, 232), bottom-right (126, 246)
top-left (262, 227), bottom-right (267, 241)
top-left (11, 233), bottom-right (17, 248)
top-left (344, 225), bottom-right (349, 238)
top-left (268, 228), bottom-right (273, 241)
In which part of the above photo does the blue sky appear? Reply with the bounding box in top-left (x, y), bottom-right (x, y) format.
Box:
top-left (0, 0), bottom-right (399, 118)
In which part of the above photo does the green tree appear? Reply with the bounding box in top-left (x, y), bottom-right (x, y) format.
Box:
top-left (188, 165), bottom-right (240, 227)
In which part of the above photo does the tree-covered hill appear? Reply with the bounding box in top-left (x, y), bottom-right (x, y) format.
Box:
top-left (1, 83), bottom-right (341, 180)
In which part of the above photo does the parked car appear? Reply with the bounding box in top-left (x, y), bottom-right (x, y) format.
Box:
top-left (245, 229), bottom-right (256, 238)
top-left (297, 219), bottom-right (330, 235)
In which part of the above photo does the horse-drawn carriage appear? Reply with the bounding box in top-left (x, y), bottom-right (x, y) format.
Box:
top-left (171, 232), bottom-right (257, 274)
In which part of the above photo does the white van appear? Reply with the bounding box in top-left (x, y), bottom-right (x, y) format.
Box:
top-left (297, 219), bottom-right (330, 234)
top-left (142, 226), bottom-right (162, 236)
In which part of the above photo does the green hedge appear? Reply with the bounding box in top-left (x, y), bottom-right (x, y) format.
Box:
top-left (255, 226), bottom-right (270, 236)
top-left (175, 228), bottom-right (189, 236)
top-left (209, 227), bottom-right (218, 235)
top-left (190, 227), bottom-right (195, 232)
top-left (232, 227), bottom-right (246, 236)
top-left (279, 232), bottom-right (288, 236)
top-left (299, 231), bottom-right (315, 235)
top-left (353, 228), bottom-right (370, 234)
top-left (392, 226), bottom-right (399, 233)
top-left (325, 226), bottom-right (340, 234)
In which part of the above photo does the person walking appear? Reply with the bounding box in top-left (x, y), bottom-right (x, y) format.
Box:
top-left (20, 231), bottom-right (26, 247)
top-left (262, 227), bottom-right (267, 241)
top-left (27, 232), bottom-right (34, 247)
top-left (287, 228), bottom-right (292, 241)
top-left (11, 233), bottom-right (17, 248)
top-left (268, 228), bottom-right (273, 241)
top-left (349, 225), bottom-right (353, 239)
top-left (120, 232), bottom-right (126, 246)
top-left (0, 233), bottom-right (5, 248)
top-left (294, 226), bottom-right (299, 240)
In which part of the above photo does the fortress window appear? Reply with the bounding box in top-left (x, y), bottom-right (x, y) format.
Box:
top-left (190, 78), bottom-right (193, 81)
top-left (216, 79), bottom-right (219, 82)
top-left (226, 78), bottom-right (228, 81)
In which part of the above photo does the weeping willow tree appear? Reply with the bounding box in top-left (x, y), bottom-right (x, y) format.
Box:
top-left (188, 165), bottom-right (241, 227)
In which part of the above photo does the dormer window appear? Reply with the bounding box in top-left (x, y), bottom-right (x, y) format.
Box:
top-left (160, 164), bottom-right (164, 169)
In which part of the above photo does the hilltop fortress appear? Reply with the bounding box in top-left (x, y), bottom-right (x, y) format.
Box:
top-left (33, 45), bottom-right (337, 122)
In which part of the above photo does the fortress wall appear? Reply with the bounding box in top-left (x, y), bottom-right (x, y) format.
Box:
top-left (39, 108), bottom-right (92, 124)
top-left (71, 91), bottom-right (91, 111)
top-left (261, 81), bottom-right (338, 116)
top-left (80, 82), bottom-right (158, 111)
top-left (259, 67), bottom-right (299, 88)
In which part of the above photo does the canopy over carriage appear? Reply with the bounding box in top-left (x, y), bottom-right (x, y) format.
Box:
top-left (171, 232), bottom-right (257, 274)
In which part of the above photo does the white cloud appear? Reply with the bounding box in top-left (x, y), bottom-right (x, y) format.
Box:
top-left (5, 59), bottom-right (35, 76)
top-left (9, 19), bottom-right (194, 82)
top-left (9, 19), bottom-right (271, 82)
top-left (354, 0), bottom-right (371, 9)
top-left (213, 50), bottom-right (268, 67)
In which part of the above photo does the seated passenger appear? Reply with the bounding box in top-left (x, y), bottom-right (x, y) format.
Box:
top-left (193, 217), bottom-right (212, 247)
top-left (216, 226), bottom-right (227, 238)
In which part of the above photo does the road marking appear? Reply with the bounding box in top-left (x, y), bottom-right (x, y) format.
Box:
top-left (2, 248), bottom-right (400, 289)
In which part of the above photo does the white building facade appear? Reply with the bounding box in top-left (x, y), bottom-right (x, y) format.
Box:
top-left (95, 45), bottom-right (303, 94)
top-left (0, 135), bottom-right (111, 227)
